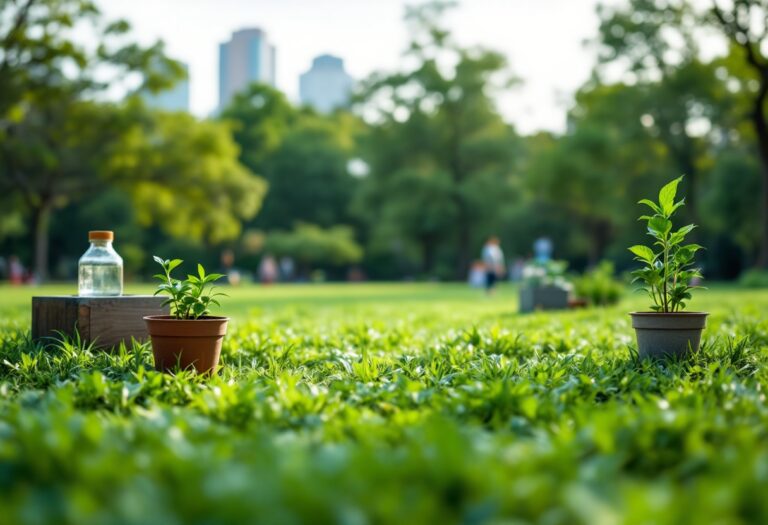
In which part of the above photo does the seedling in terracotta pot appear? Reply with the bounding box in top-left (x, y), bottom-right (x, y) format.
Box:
top-left (144, 256), bottom-right (229, 374)
top-left (629, 176), bottom-right (708, 358)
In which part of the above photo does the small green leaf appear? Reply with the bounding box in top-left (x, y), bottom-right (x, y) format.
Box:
top-left (205, 273), bottom-right (225, 283)
top-left (675, 247), bottom-right (694, 265)
top-left (659, 176), bottom-right (683, 216)
top-left (648, 216), bottom-right (672, 237)
top-left (669, 224), bottom-right (695, 245)
top-left (629, 245), bottom-right (655, 263)
top-left (638, 199), bottom-right (661, 214)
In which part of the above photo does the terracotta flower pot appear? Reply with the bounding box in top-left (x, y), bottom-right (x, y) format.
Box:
top-left (630, 312), bottom-right (708, 359)
top-left (143, 315), bottom-right (229, 374)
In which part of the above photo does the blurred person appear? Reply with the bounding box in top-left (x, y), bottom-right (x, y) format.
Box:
top-left (279, 256), bottom-right (295, 282)
top-left (509, 257), bottom-right (526, 282)
top-left (8, 255), bottom-right (25, 285)
top-left (347, 266), bottom-right (365, 282)
top-left (259, 254), bottom-right (278, 284)
top-left (227, 269), bottom-right (242, 286)
top-left (220, 249), bottom-right (241, 286)
top-left (534, 237), bottom-right (553, 263)
top-left (468, 260), bottom-right (486, 288)
top-left (220, 249), bottom-right (235, 270)
top-left (481, 237), bottom-right (505, 294)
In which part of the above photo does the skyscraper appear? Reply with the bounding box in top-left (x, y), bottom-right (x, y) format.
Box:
top-left (299, 54), bottom-right (354, 113)
top-left (218, 28), bottom-right (276, 110)
top-left (143, 62), bottom-right (190, 112)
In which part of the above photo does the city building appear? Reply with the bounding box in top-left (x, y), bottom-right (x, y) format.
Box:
top-left (299, 54), bottom-right (354, 113)
top-left (218, 28), bottom-right (276, 110)
top-left (142, 62), bottom-right (190, 112)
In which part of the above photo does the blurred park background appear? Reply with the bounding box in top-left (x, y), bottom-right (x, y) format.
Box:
top-left (2, 0), bottom-right (768, 287)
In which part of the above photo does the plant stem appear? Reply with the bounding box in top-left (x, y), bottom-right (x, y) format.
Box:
top-left (663, 234), bottom-right (669, 313)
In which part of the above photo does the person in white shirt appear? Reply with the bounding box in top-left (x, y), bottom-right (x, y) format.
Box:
top-left (481, 236), bottom-right (505, 294)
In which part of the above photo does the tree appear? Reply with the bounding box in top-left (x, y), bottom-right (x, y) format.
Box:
top-left (354, 0), bottom-right (518, 278)
top-left (596, 0), bottom-right (768, 267)
top-left (700, 146), bottom-right (763, 275)
top-left (265, 223), bottom-right (363, 276)
top-left (0, 98), bottom-right (142, 280)
top-left (115, 111), bottom-right (267, 245)
top-left (527, 82), bottom-right (671, 265)
top-left (0, 0), bottom-right (183, 279)
top-left (219, 83), bottom-right (295, 174)
top-left (221, 84), bottom-right (361, 232)
top-left (256, 112), bottom-right (360, 230)
top-left (596, 2), bottom-right (733, 229)
top-left (708, 0), bottom-right (768, 267)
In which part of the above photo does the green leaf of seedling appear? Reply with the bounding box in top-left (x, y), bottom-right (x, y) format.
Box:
top-left (168, 259), bottom-right (183, 272)
top-left (677, 269), bottom-right (703, 284)
top-left (669, 198), bottom-right (685, 215)
top-left (152, 255), bottom-right (165, 266)
top-left (675, 247), bottom-right (694, 265)
top-left (669, 224), bottom-right (695, 245)
top-left (631, 267), bottom-right (661, 286)
top-left (648, 216), bottom-right (672, 237)
top-left (204, 273), bottom-right (225, 284)
top-left (198, 264), bottom-right (206, 280)
top-left (659, 175), bottom-right (683, 216)
top-left (638, 199), bottom-right (662, 214)
top-left (192, 302), bottom-right (207, 318)
top-left (629, 245), bottom-right (655, 264)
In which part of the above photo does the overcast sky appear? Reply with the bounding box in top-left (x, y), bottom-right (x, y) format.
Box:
top-left (100, 0), bottom-right (608, 134)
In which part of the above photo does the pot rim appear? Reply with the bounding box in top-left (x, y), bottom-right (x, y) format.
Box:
top-left (629, 311), bottom-right (708, 317)
top-left (143, 315), bottom-right (230, 322)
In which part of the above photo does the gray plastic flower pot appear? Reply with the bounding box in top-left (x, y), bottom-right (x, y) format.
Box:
top-left (630, 312), bottom-right (708, 359)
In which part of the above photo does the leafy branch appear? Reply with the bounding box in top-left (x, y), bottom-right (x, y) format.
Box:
top-left (152, 256), bottom-right (226, 320)
top-left (629, 176), bottom-right (703, 313)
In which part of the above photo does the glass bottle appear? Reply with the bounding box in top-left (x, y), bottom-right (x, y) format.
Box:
top-left (78, 230), bottom-right (123, 296)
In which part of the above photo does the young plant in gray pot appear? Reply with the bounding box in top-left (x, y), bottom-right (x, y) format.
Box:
top-left (629, 176), bottom-right (707, 359)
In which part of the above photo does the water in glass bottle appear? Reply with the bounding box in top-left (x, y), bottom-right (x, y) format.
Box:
top-left (78, 230), bottom-right (123, 296)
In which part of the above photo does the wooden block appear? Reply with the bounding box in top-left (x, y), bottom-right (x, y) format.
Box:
top-left (32, 295), bottom-right (169, 348)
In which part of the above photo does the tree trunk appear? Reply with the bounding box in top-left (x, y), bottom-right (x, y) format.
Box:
top-left (31, 201), bottom-right (52, 282)
top-left (444, 102), bottom-right (471, 280)
top-left (752, 80), bottom-right (768, 268)
top-left (420, 234), bottom-right (436, 275)
top-left (455, 215), bottom-right (470, 280)
top-left (587, 219), bottom-right (612, 267)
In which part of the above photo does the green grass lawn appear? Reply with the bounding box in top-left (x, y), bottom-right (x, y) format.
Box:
top-left (0, 282), bottom-right (767, 524)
